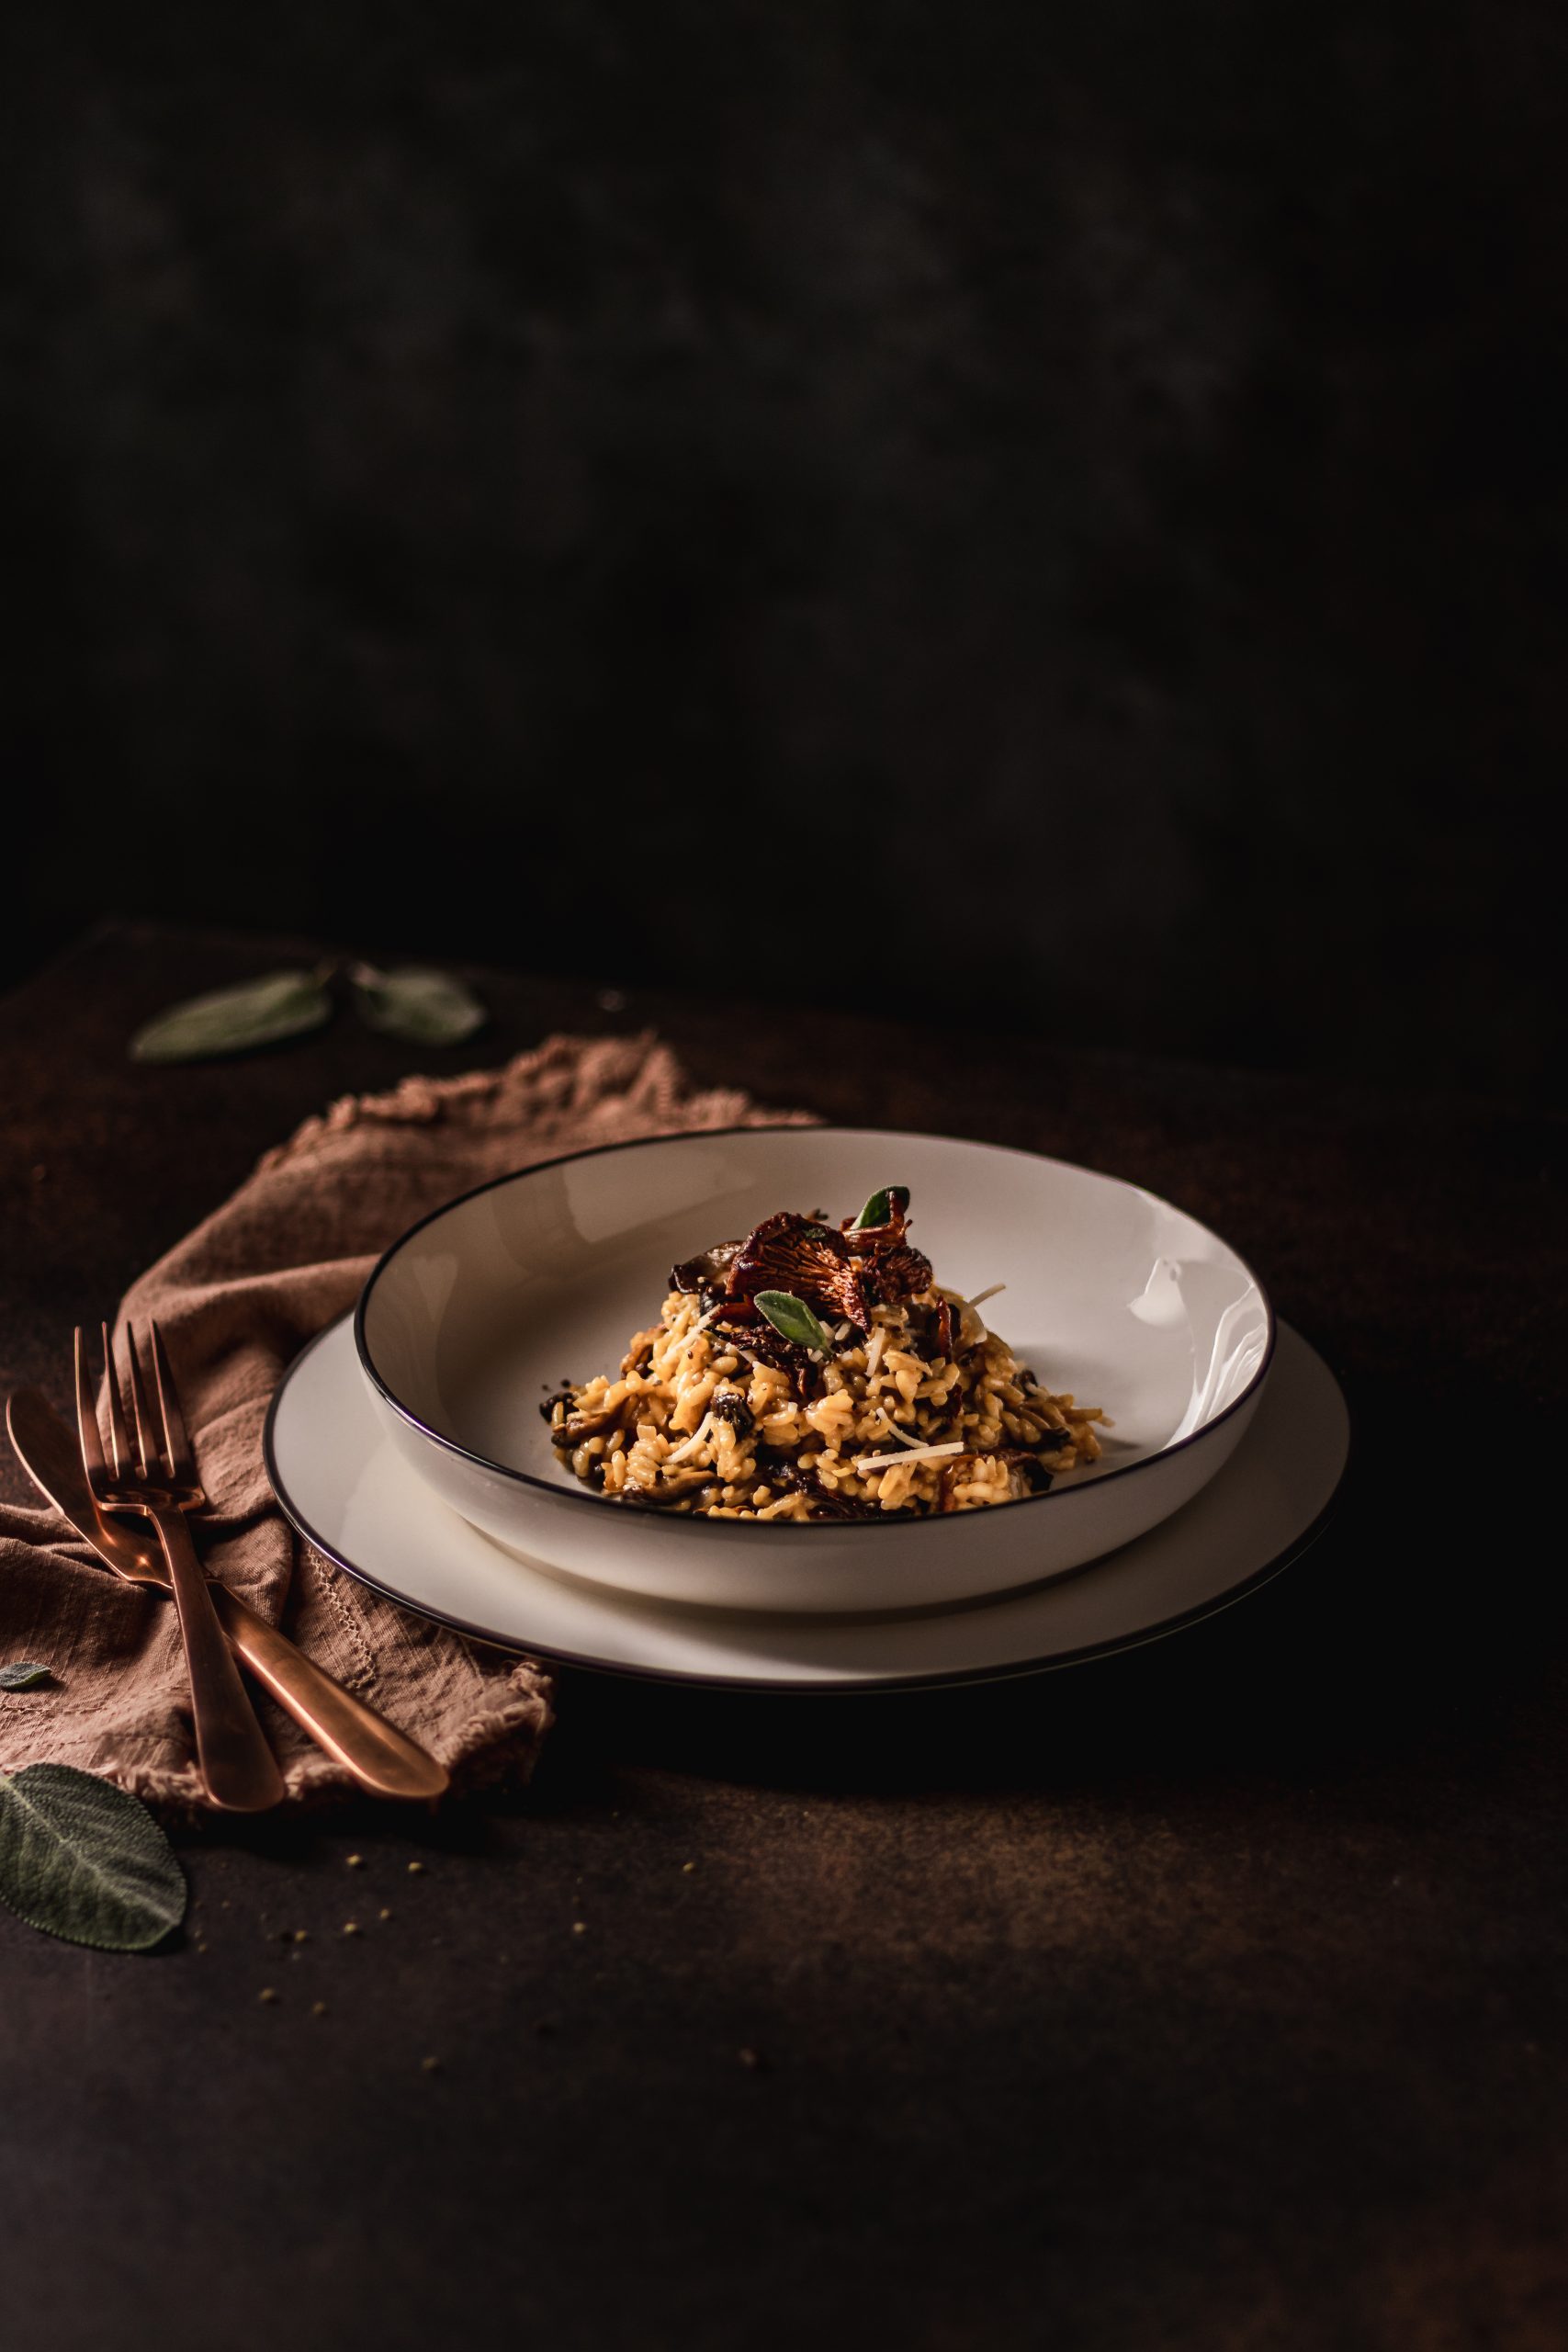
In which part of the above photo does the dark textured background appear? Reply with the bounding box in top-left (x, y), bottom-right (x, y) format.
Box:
top-left (3, 928), bottom-right (1564, 2352)
top-left (5, 5), bottom-right (1562, 1094)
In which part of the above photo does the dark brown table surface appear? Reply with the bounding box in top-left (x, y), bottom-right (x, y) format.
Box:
top-left (3, 923), bottom-right (1563, 2352)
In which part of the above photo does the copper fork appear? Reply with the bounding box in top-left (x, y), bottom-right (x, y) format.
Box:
top-left (76, 1321), bottom-right (285, 1813)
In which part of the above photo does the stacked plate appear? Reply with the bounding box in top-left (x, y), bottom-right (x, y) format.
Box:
top-left (265, 1128), bottom-right (1348, 1690)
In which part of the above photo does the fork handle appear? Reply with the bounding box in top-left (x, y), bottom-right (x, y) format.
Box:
top-left (205, 1587), bottom-right (450, 1801)
top-left (146, 1507), bottom-right (285, 1813)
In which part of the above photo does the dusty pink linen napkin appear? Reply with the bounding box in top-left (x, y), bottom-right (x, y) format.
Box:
top-left (0, 1034), bottom-right (794, 1813)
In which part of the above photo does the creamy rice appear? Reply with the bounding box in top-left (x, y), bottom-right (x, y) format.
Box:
top-left (543, 1195), bottom-right (1105, 1520)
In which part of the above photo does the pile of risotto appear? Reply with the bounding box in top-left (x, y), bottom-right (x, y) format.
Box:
top-left (542, 1186), bottom-right (1106, 1521)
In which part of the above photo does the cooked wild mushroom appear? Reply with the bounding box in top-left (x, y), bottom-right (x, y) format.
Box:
top-left (724, 1212), bottom-right (871, 1328)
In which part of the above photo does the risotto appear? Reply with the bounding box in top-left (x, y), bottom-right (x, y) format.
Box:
top-left (541, 1186), bottom-right (1107, 1521)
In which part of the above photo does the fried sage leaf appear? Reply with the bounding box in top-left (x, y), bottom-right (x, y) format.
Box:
top-left (130, 968), bottom-right (334, 1064)
top-left (0, 1765), bottom-right (186, 1952)
top-left (852, 1185), bottom-right (910, 1231)
top-left (350, 964), bottom-right (486, 1046)
top-left (0, 1662), bottom-right (52, 1690)
top-left (754, 1291), bottom-right (837, 1355)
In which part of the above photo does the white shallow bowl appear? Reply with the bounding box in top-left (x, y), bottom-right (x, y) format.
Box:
top-left (355, 1126), bottom-right (1274, 1615)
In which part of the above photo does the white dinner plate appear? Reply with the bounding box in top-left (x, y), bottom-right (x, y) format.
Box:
top-left (266, 1315), bottom-right (1348, 1690)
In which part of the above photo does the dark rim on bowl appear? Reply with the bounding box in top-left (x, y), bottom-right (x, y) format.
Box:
top-left (351, 1124), bottom-right (1279, 1537)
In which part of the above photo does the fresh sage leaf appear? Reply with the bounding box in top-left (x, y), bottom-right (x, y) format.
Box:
top-left (0, 1662), bottom-right (52, 1691)
top-left (755, 1291), bottom-right (837, 1354)
top-left (0, 1765), bottom-right (186, 1952)
top-left (130, 967), bottom-right (334, 1064)
top-left (852, 1184), bottom-right (909, 1231)
top-left (350, 964), bottom-right (486, 1047)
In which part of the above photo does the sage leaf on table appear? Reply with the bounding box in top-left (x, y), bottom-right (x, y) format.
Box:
top-left (350, 963), bottom-right (486, 1046)
top-left (852, 1185), bottom-right (909, 1231)
top-left (130, 967), bottom-right (335, 1064)
top-left (755, 1291), bottom-right (837, 1354)
top-left (0, 1662), bottom-right (52, 1690)
top-left (0, 1766), bottom-right (186, 1951)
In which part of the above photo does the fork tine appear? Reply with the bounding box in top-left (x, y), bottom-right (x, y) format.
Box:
top-left (101, 1319), bottom-right (135, 1478)
top-left (74, 1326), bottom-right (110, 1490)
top-left (124, 1325), bottom-right (164, 1479)
top-left (148, 1319), bottom-right (195, 1486)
